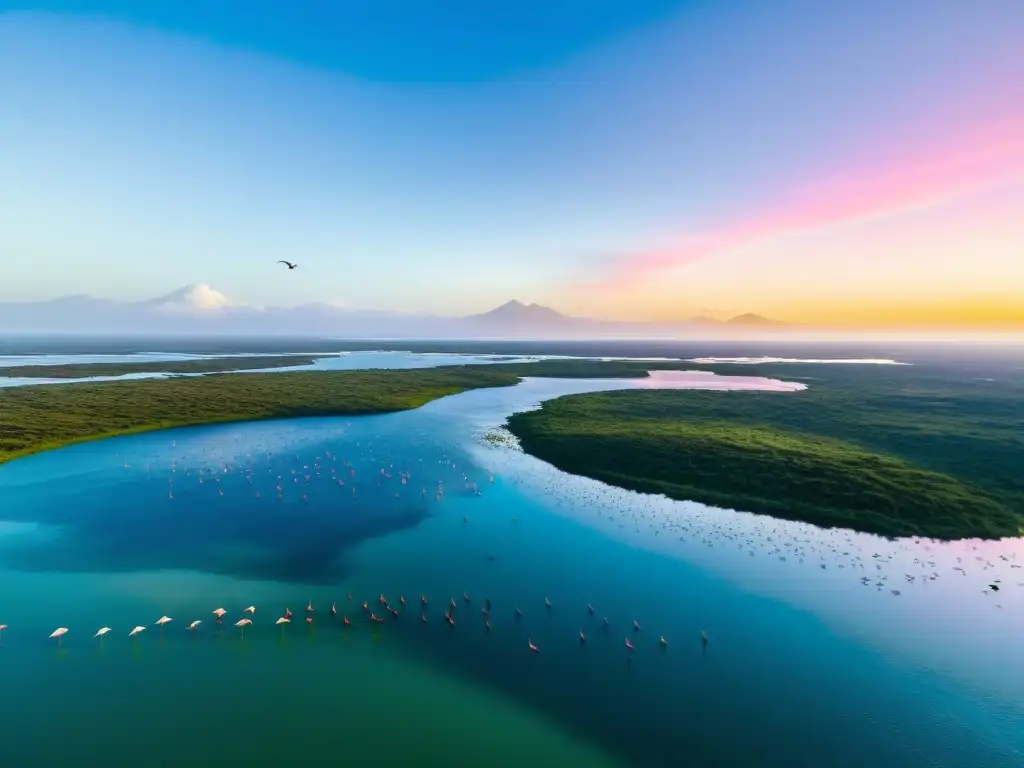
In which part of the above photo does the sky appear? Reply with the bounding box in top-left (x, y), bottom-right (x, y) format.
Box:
top-left (1, 0), bottom-right (1023, 330)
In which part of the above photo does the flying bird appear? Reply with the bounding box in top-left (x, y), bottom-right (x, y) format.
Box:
top-left (277, 260), bottom-right (298, 270)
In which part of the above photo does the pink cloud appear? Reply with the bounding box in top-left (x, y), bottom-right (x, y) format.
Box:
top-left (579, 120), bottom-right (1024, 291)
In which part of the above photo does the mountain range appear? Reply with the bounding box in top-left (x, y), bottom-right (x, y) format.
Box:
top-left (0, 284), bottom-right (788, 337)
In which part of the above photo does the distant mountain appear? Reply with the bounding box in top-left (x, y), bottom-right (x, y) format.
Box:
top-left (725, 313), bottom-right (779, 326)
top-left (0, 284), bottom-right (793, 338)
top-left (140, 284), bottom-right (236, 312)
top-left (464, 300), bottom-right (583, 330)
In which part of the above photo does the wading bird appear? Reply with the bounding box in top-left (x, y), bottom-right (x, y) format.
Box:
top-left (236, 618), bottom-right (252, 639)
top-left (49, 627), bottom-right (68, 647)
top-left (129, 626), bottom-right (146, 639)
top-left (94, 627), bottom-right (111, 645)
top-left (155, 616), bottom-right (172, 635)
top-left (0, 624), bottom-right (6, 645)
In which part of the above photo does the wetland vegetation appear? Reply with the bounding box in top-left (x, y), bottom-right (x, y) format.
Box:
top-left (0, 354), bottom-right (333, 378)
top-left (3, 356), bottom-right (1021, 539)
top-left (506, 363), bottom-right (1024, 540)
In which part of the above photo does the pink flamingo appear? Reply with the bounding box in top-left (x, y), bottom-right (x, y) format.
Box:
top-left (625, 638), bottom-right (634, 651)
top-left (235, 618), bottom-right (252, 639)
top-left (50, 627), bottom-right (69, 647)
top-left (343, 615), bottom-right (351, 628)
top-left (0, 624), bottom-right (7, 646)
top-left (528, 638), bottom-right (539, 653)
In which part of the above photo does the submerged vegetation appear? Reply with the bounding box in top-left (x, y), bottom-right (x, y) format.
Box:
top-left (506, 363), bottom-right (1024, 540)
top-left (2, 356), bottom-right (1022, 540)
top-left (0, 354), bottom-right (334, 379)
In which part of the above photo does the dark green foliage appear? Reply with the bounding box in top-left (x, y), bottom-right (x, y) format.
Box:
top-left (0, 366), bottom-right (524, 463)
top-left (0, 354), bottom-right (332, 378)
top-left (3, 356), bottom-right (1022, 540)
top-left (506, 363), bottom-right (1024, 540)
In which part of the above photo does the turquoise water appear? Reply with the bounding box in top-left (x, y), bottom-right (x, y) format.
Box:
top-left (1, 376), bottom-right (1023, 765)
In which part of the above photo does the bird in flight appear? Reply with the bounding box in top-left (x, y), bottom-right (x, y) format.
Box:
top-left (277, 260), bottom-right (298, 270)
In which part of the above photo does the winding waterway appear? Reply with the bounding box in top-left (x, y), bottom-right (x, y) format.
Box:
top-left (0, 368), bottom-right (1021, 766)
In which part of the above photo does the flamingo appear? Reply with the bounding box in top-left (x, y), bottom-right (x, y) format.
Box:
top-left (244, 606), bottom-right (256, 615)
top-left (305, 616), bottom-right (313, 625)
top-left (528, 638), bottom-right (539, 653)
top-left (660, 636), bottom-right (668, 648)
top-left (587, 604), bottom-right (595, 615)
top-left (633, 620), bottom-right (641, 632)
top-left (129, 626), bottom-right (146, 639)
top-left (213, 608), bottom-right (227, 623)
top-left (625, 638), bottom-right (634, 651)
top-left (0, 624), bottom-right (6, 646)
top-left (330, 603), bottom-right (337, 617)
top-left (343, 615), bottom-right (351, 628)
top-left (187, 621), bottom-right (201, 631)
top-left (235, 618), bottom-right (252, 639)
top-left (307, 601), bottom-right (315, 613)
top-left (276, 617), bottom-right (290, 636)
top-left (93, 627), bottom-right (111, 645)
top-left (155, 616), bottom-right (172, 635)
top-left (50, 627), bottom-right (69, 647)
top-left (545, 598), bottom-right (551, 610)
top-left (580, 631), bottom-right (586, 644)
top-left (284, 608), bottom-right (292, 619)
top-left (701, 630), bottom-right (708, 652)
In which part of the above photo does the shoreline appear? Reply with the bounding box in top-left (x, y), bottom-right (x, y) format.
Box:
top-left (3, 358), bottom-right (1020, 541)
top-left (0, 353), bottom-right (338, 380)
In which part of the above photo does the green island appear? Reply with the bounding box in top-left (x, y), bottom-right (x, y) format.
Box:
top-left (0, 354), bottom-right (336, 379)
top-left (1, 359), bottom-right (1022, 540)
top-left (506, 363), bottom-right (1024, 540)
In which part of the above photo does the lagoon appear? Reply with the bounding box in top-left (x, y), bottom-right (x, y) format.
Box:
top-left (0, 372), bottom-right (1022, 766)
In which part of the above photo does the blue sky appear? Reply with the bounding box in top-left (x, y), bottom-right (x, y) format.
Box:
top-left (2, 1), bottom-right (1022, 323)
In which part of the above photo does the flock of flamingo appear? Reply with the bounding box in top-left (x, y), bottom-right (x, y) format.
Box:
top-left (0, 596), bottom-right (709, 655)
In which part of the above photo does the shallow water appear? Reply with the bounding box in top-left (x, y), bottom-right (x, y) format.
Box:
top-left (0, 372), bottom-right (1022, 766)
top-left (0, 350), bottom-right (687, 387)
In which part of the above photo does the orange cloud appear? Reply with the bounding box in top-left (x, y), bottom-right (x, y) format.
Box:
top-left (579, 120), bottom-right (1024, 292)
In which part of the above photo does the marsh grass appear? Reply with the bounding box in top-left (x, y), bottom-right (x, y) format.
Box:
top-left (506, 362), bottom-right (1024, 540)
top-left (3, 358), bottom-right (1022, 539)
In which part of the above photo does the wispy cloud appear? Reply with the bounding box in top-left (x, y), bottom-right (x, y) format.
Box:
top-left (576, 120), bottom-right (1024, 292)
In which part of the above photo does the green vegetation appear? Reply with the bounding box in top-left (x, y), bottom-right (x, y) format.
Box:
top-left (3, 356), bottom-right (1022, 540)
top-left (0, 366), bottom-right (525, 464)
top-left (506, 363), bottom-right (1024, 540)
top-left (0, 359), bottom-right (681, 464)
top-left (0, 354), bottom-right (334, 379)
